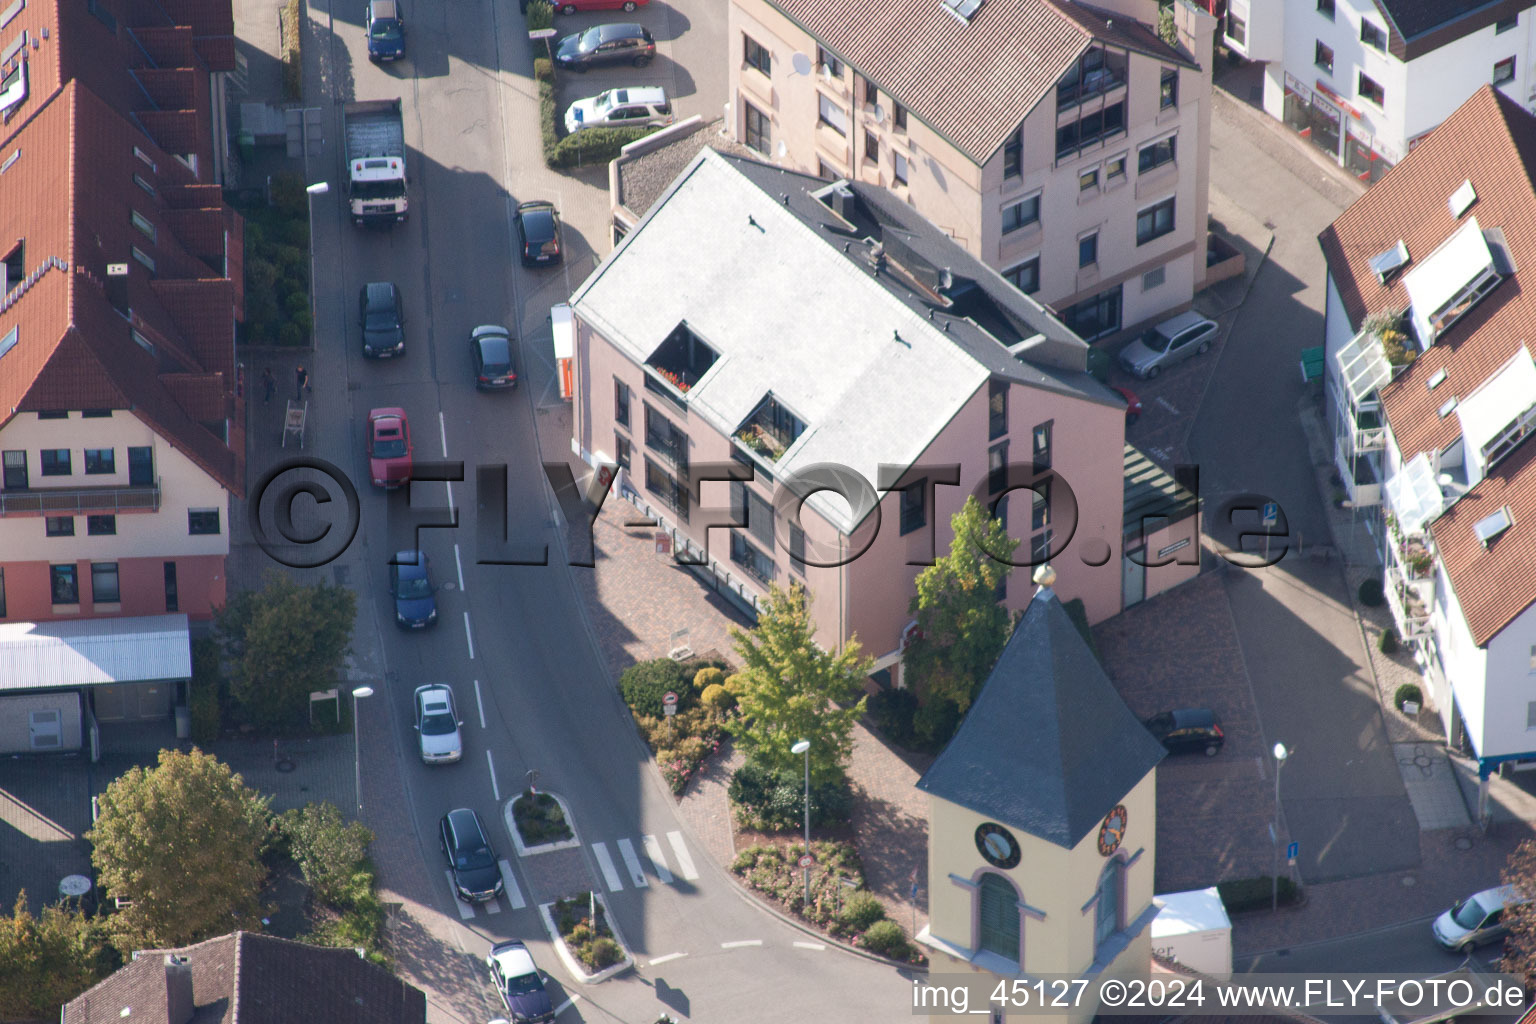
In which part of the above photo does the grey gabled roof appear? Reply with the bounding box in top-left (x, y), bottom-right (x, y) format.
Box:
top-left (917, 582), bottom-right (1165, 849)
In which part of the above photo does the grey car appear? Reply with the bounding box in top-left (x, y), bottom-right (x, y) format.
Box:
top-left (1117, 310), bottom-right (1218, 379)
top-left (1432, 885), bottom-right (1527, 951)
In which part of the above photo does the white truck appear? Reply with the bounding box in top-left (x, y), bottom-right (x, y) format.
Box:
top-left (343, 98), bottom-right (408, 226)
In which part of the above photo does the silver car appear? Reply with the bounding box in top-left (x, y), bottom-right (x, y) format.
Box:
top-left (1432, 885), bottom-right (1526, 951)
top-left (413, 684), bottom-right (463, 764)
top-left (1117, 310), bottom-right (1218, 379)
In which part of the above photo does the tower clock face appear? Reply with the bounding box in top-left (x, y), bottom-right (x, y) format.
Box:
top-left (974, 822), bottom-right (1021, 869)
top-left (1098, 804), bottom-right (1129, 856)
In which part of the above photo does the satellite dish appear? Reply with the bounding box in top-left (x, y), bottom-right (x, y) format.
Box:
top-left (790, 52), bottom-right (812, 76)
top-left (775, 140), bottom-right (787, 158)
top-left (873, 103), bottom-right (886, 124)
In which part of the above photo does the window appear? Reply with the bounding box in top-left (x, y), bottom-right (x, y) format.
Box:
top-left (1358, 72), bottom-right (1385, 107)
top-left (131, 330), bottom-right (155, 356)
top-left (1160, 67), bottom-right (1178, 110)
top-left (82, 409), bottom-right (111, 418)
top-left (864, 130), bottom-right (879, 165)
top-left (1315, 41), bottom-right (1334, 74)
top-left (862, 76), bottom-right (878, 104)
top-left (1137, 197), bottom-right (1176, 245)
top-left (1001, 194), bottom-right (1040, 234)
top-left (188, 508), bottom-right (221, 535)
top-left (892, 103), bottom-right (907, 131)
top-left (1079, 167), bottom-right (1099, 191)
top-left (1032, 421), bottom-right (1053, 473)
top-left (1361, 19), bottom-right (1387, 50)
top-left (164, 561), bottom-right (178, 612)
top-left (743, 34), bottom-right (771, 76)
top-left (1142, 265), bottom-right (1166, 291)
top-left (128, 446), bottom-right (153, 486)
top-left (818, 93), bottom-right (848, 136)
top-left (37, 410), bottom-right (67, 419)
top-left (88, 514), bottom-right (116, 535)
top-left (817, 159), bottom-right (837, 180)
top-left (893, 151), bottom-right (908, 186)
top-left (977, 873), bottom-right (1020, 963)
top-left (614, 434), bottom-right (631, 470)
top-left (91, 562), bottom-right (120, 604)
top-left (134, 145), bottom-right (156, 170)
top-left (729, 532), bottom-right (776, 584)
top-left (789, 523), bottom-right (805, 571)
top-left (1317, 0), bottom-right (1334, 18)
top-left (84, 448), bottom-right (115, 474)
top-left (614, 378), bottom-right (631, 428)
top-left (1530, 644), bottom-right (1536, 671)
top-left (988, 380), bottom-right (1008, 440)
top-left (1106, 154), bottom-right (1126, 182)
top-left (1032, 478), bottom-right (1052, 530)
top-left (0, 566), bottom-right (5, 618)
top-left (3, 450), bottom-right (27, 489)
top-left (46, 516), bottom-right (75, 537)
top-left (731, 481), bottom-right (776, 551)
top-left (899, 480), bottom-right (926, 535)
top-left (644, 405), bottom-right (688, 470)
top-left (1056, 101), bottom-right (1125, 160)
top-left (50, 565), bottom-right (78, 605)
top-left (1494, 57), bottom-right (1517, 86)
top-left (988, 442), bottom-right (1009, 495)
top-left (1529, 701), bottom-right (1536, 728)
top-left (1138, 135), bottom-right (1176, 173)
top-left (1060, 284), bottom-right (1123, 341)
top-left (1004, 257), bottom-right (1040, 294)
top-left (743, 101), bottom-right (770, 155)
top-left (817, 45), bottom-right (842, 78)
top-left (1003, 126), bottom-right (1023, 178)
top-left (1095, 860), bottom-right (1123, 948)
top-left (1079, 231), bottom-right (1098, 267)
top-left (1226, 12), bottom-right (1246, 45)
top-left (41, 449), bottom-right (71, 476)
top-left (134, 173), bottom-right (155, 196)
top-left (131, 210), bottom-right (157, 243)
top-left (2, 242), bottom-right (22, 292)
top-left (132, 247), bottom-right (155, 275)
top-left (1497, 15), bottom-right (1517, 33)
top-left (644, 458), bottom-right (689, 521)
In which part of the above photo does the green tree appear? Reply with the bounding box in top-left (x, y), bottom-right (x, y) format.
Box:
top-left (87, 749), bottom-right (273, 954)
top-left (217, 570), bottom-right (356, 730)
top-left (903, 495), bottom-right (1019, 714)
top-left (729, 583), bottom-right (871, 785)
top-left (0, 893), bottom-right (117, 1018)
top-left (278, 802), bottom-right (374, 907)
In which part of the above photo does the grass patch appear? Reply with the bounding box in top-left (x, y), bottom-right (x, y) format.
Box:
top-left (551, 893), bottom-right (625, 972)
top-left (513, 791), bottom-right (574, 845)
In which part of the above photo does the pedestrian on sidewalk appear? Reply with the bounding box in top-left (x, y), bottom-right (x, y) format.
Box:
top-left (261, 367), bottom-right (276, 405)
top-left (295, 365), bottom-right (311, 401)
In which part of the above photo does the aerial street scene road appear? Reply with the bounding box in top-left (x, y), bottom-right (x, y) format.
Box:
top-left (8, 0), bottom-right (1536, 1021)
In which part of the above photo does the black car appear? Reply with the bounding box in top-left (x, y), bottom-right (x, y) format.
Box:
top-left (553, 22), bottom-right (655, 72)
top-left (388, 549), bottom-right (437, 629)
top-left (440, 808), bottom-right (503, 903)
top-left (514, 201), bottom-right (563, 267)
top-left (359, 281), bottom-right (405, 357)
top-left (1143, 708), bottom-right (1224, 756)
top-left (365, 0), bottom-right (405, 61)
top-left (470, 325), bottom-right (517, 390)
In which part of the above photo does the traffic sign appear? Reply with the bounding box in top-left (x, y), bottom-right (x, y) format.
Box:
top-left (1286, 841), bottom-right (1299, 860)
top-left (1262, 502), bottom-right (1279, 528)
top-left (663, 691), bottom-right (678, 705)
top-left (799, 854), bottom-right (814, 868)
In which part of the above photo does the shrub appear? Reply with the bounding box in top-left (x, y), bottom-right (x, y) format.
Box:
top-left (728, 755), bottom-right (853, 831)
top-left (524, 0), bottom-right (553, 30)
top-left (1358, 577), bottom-right (1385, 606)
top-left (838, 891), bottom-right (887, 933)
top-left (585, 937), bottom-right (624, 970)
top-left (867, 688), bottom-right (918, 748)
top-left (860, 919), bottom-right (912, 959)
top-left (1378, 628), bottom-right (1398, 654)
top-left (913, 696), bottom-right (962, 751)
top-left (513, 791), bottom-right (573, 845)
top-left (619, 658), bottom-right (689, 718)
top-left (723, 672), bottom-right (747, 696)
top-left (700, 683), bottom-right (735, 717)
top-left (1216, 875), bottom-right (1299, 913)
top-left (278, 803), bottom-right (375, 908)
top-left (693, 666), bottom-right (725, 693)
top-left (550, 126), bottom-right (653, 170)
top-left (1395, 683), bottom-right (1423, 710)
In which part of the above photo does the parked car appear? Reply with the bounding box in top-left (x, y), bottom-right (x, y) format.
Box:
top-left (364, 0), bottom-right (405, 61)
top-left (564, 86), bottom-right (671, 134)
top-left (440, 808), bottom-right (503, 903)
top-left (1143, 708), bottom-right (1224, 756)
top-left (1117, 310), bottom-right (1218, 379)
top-left (470, 325), bottom-right (517, 390)
top-left (366, 407), bottom-right (413, 488)
top-left (554, 23), bottom-right (655, 71)
top-left (486, 941), bottom-right (556, 1022)
top-left (514, 201), bottom-right (564, 267)
top-left (1113, 385), bottom-right (1143, 426)
top-left (359, 281), bottom-right (405, 358)
top-left (1433, 886), bottom-right (1528, 952)
top-left (388, 549), bottom-right (437, 629)
top-left (413, 684), bottom-right (462, 764)
top-left (554, 0), bottom-right (646, 13)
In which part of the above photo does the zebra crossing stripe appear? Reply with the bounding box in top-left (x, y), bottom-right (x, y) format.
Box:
top-left (642, 835), bottom-right (674, 883)
top-left (446, 871), bottom-right (474, 920)
top-left (667, 831), bottom-right (699, 880)
top-left (617, 838), bottom-right (649, 888)
top-left (498, 859), bottom-right (526, 909)
top-left (592, 841), bottom-right (624, 892)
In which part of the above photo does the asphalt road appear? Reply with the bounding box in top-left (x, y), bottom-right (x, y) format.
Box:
top-left (1237, 914), bottom-right (1497, 980)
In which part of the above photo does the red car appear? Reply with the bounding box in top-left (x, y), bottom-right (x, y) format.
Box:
top-left (554, 0), bottom-right (646, 13)
top-left (368, 408), bottom-right (413, 488)
top-left (1113, 386), bottom-right (1143, 426)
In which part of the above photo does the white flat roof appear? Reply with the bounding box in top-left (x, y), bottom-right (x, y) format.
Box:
top-left (0, 614), bottom-right (192, 691)
top-left (1151, 887), bottom-right (1231, 938)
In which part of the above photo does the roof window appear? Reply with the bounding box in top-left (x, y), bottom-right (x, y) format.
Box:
top-left (1427, 368), bottom-right (1447, 390)
top-left (1369, 241), bottom-right (1409, 283)
top-left (1474, 506), bottom-right (1512, 547)
top-left (1449, 180), bottom-right (1477, 218)
top-left (939, 0), bottom-right (983, 23)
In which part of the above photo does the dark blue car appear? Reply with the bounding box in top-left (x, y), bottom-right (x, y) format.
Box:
top-left (365, 0), bottom-right (405, 61)
top-left (389, 550), bottom-right (436, 628)
top-left (487, 940), bottom-right (555, 1022)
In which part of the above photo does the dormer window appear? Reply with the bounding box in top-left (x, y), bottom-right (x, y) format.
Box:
top-left (736, 393), bottom-right (806, 463)
top-left (1481, 402), bottom-right (1536, 470)
top-left (1403, 217), bottom-right (1506, 345)
top-left (644, 321), bottom-right (718, 402)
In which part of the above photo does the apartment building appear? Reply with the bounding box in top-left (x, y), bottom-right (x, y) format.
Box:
top-left (1227, 0), bottom-right (1536, 183)
top-left (569, 149), bottom-right (1199, 684)
top-left (724, 0), bottom-right (1216, 343)
top-left (1319, 86), bottom-right (1536, 812)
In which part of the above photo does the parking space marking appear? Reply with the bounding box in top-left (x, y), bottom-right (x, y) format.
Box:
top-left (649, 952), bottom-right (687, 966)
top-left (617, 838), bottom-right (649, 888)
top-left (667, 831), bottom-right (699, 880)
top-left (1156, 396), bottom-right (1181, 414)
top-left (439, 410), bottom-right (448, 458)
top-left (793, 941), bottom-right (826, 951)
top-left (464, 612), bottom-right (475, 659)
top-left (643, 835), bottom-right (674, 883)
top-left (446, 872), bottom-right (475, 919)
top-left (553, 995), bottom-right (580, 1017)
top-left (721, 940), bottom-right (762, 949)
top-left (454, 543), bottom-right (465, 592)
top-left (498, 858), bottom-right (526, 909)
top-left (487, 750), bottom-right (499, 800)
top-left (474, 679), bottom-right (486, 729)
top-left (592, 841), bottom-right (623, 892)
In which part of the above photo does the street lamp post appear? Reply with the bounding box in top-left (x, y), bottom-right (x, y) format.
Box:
top-left (351, 685), bottom-right (374, 817)
top-left (1271, 741), bottom-right (1288, 912)
top-left (792, 739), bottom-right (811, 907)
top-left (304, 182), bottom-right (329, 350)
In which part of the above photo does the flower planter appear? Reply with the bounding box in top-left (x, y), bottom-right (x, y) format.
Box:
top-left (538, 892), bottom-right (634, 984)
top-left (505, 791), bottom-right (581, 856)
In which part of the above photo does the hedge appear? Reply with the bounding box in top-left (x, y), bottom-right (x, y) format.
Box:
top-left (1216, 875), bottom-right (1300, 913)
top-left (728, 754), bottom-right (853, 831)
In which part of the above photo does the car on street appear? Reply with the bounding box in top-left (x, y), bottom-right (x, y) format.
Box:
top-left (554, 23), bottom-right (655, 71)
top-left (366, 408), bottom-right (413, 488)
top-left (413, 684), bottom-right (462, 764)
top-left (364, 0), bottom-right (405, 61)
top-left (359, 281), bottom-right (406, 358)
top-left (470, 325), bottom-right (517, 390)
top-left (1117, 310), bottom-right (1218, 379)
top-left (1113, 385), bottom-right (1143, 426)
top-left (1143, 708), bottom-right (1224, 756)
top-left (388, 549), bottom-right (437, 629)
top-left (1432, 886), bottom-right (1527, 952)
top-left (486, 941), bottom-right (556, 1022)
top-left (554, 0), bottom-right (646, 13)
top-left (440, 808), bottom-right (503, 903)
top-left (564, 86), bottom-right (671, 134)
top-left (514, 201), bottom-right (564, 267)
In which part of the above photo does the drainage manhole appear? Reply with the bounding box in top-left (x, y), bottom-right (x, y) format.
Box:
top-left (1401, 875), bottom-right (1417, 887)
top-left (1455, 836), bottom-right (1474, 850)
top-left (275, 759), bottom-right (297, 773)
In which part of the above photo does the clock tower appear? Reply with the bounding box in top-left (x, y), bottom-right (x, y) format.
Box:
top-left (915, 566), bottom-right (1167, 1023)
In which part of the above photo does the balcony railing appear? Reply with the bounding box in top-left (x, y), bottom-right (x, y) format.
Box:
top-left (0, 484), bottom-right (161, 516)
top-left (1385, 563), bottom-right (1433, 642)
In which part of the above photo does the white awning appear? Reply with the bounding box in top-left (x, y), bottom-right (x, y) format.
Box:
top-left (1455, 345), bottom-right (1536, 477)
top-left (1335, 327), bottom-right (1392, 404)
top-left (551, 303), bottom-right (573, 360)
top-left (1384, 452), bottom-right (1444, 534)
top-left (0, 614), bottom-right (191, 691)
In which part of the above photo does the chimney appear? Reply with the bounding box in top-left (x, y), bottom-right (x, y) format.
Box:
top-left (105, 261), bottom-right (130, 318)
top-left (164, 954), bottom-right (194, 1024)
top-left (829, 183), bottom-right (855, 222)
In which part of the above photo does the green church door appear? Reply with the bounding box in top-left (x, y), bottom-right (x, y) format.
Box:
top-left (977, 873), bottom-right (1020, 962)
